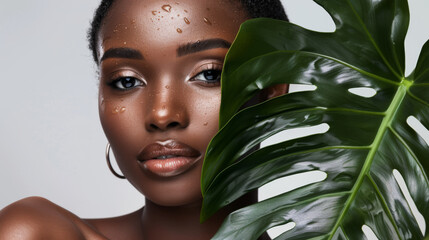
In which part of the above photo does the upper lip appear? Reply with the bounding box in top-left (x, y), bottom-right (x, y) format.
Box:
top-left (137, 140), bottom-right (201, 162)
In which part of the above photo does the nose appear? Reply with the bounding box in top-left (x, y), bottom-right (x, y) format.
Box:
top-left (145, 86), bottom-right (189, 132)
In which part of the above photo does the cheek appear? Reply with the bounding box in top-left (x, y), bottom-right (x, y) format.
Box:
top-left (187, 89), bottom-right (221, 148)
top-left (98, 89), bottom-right (144, 152)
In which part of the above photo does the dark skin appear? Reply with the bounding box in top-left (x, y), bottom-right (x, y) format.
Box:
top-left (0, 0), bottom-right (287, 239)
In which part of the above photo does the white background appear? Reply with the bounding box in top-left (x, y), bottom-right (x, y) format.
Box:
top-left (0, 0), bottom-right (428, 227)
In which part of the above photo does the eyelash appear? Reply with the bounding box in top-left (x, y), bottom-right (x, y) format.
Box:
top-left (189, 63), bottom-right (223, 86)
top-left (109, 76), bottom-right (145, 91)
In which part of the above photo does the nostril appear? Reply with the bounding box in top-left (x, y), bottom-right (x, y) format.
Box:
top-left (167, 122), bottom-right (180, 128)
top-left (149, 121), bottom-right (181, 131)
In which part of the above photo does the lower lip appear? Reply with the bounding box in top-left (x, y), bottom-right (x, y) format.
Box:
top-left (140, 156), bottom-right (199, 177)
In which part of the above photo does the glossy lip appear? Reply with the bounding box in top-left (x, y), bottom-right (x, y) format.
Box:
top-left (137, 140), bottom-right (201, 177)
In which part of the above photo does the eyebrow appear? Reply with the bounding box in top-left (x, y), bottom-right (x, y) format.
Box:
top-left (177, 38), bottom-right (231, 57)
top-left (100, 47), bottom-right (144, 62)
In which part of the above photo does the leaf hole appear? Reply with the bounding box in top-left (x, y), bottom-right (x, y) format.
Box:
top-left (362, 225), bottom-right (379, 240)
top-left (267, 222), bottom-right (296, 239)
top-left (261, 123), bottom-right (329, 148)
top-left (288, 84), bottom-right (317, 93)
top-left (259, 170), bottom-right (327, 202)
top-left (281, 0), bottom-right (336, 33)
top-left (393, 169), bottom-right (426, 235)
top-left (406, 116), bottom-right (429, 147)
top-left (347, 87), bottom-right (377, 98)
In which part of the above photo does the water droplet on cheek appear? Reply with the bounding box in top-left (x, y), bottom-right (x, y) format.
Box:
top-left (112, 106), bottom-right (126, 114)
top-left (203, 122), bottom-right (208, 126)
top-left (165, 85), bottom-right (170, 89)
top-left (184, 17), bottom-right (190, 24)
top-left (203, 17), bottom-right (212, 25)
top-left (152, 10), bottom-right (157, 15)
top-left (112, 107), bottom-right (120, 114)
top-left (176, 28), bottom-right (182, 33)
top-left (161, 4), bottom-right (172, 12)
top-left (184, 9), bottom-right (188, 13)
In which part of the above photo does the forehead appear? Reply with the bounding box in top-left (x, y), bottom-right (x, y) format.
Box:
top-left (97, 0), bottom-right (249, 58)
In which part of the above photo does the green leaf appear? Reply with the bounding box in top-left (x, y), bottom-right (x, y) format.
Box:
top-left (201, 0), bottom-right (429, 239)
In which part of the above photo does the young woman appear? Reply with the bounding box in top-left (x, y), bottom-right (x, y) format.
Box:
top-left (0, 0), bottom-right (288, 239)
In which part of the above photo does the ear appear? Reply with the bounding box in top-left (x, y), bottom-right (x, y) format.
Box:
top-left (259, 84), bottom-right (289, 101)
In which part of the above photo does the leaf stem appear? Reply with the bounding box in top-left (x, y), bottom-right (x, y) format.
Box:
top-left (328, 79), bottom-right (409, 239)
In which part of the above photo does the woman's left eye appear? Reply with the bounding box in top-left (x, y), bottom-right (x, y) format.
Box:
top-left (192, 70), bottom-right (222, 85)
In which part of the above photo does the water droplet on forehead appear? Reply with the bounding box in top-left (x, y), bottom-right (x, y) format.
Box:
top-left (184, 17), bottom-right (190, 24)
top-left (176, 28), bottom-right (183, 33)
top-left (152, 10), bottom-right (157, 15)
top-left (203, 122), bottom-right (208, 126)
top-left (120, 107), bottom-right (126, 113)
top-left (184, 9), bottom-right (188, 13)
top-left (161, 4), bottom-right (172, 12)
top-left (203, 17), bottom-right (212, 25)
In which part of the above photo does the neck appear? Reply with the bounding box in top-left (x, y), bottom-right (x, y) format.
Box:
top-left (141, 191), bottom-right (259, 240)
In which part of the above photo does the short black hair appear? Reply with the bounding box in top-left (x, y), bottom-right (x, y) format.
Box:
top-left (88, 0), bottom-right (289, 64)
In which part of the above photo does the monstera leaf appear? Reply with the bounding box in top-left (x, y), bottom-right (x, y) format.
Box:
top-left (201, 0), bottom-right (429, 239)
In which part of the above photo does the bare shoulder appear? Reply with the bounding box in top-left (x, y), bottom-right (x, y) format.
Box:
top-left (85, 208), bottom-right (144, 240)
top-left (0, 196), bottom-right (107, 240)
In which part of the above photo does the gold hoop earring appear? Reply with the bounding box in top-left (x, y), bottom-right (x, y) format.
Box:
top-left (105, 143), bottom-right (126, 179)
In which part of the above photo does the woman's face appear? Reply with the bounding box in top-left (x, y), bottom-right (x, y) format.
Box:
top-left (97, 0), bottom-right (248, 206)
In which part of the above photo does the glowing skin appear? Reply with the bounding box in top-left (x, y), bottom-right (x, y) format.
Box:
top-left (97, 0), bottom-right (249, 207)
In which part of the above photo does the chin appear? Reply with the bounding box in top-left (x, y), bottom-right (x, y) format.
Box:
top-left (128, 166), bottom-right (204, 207)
